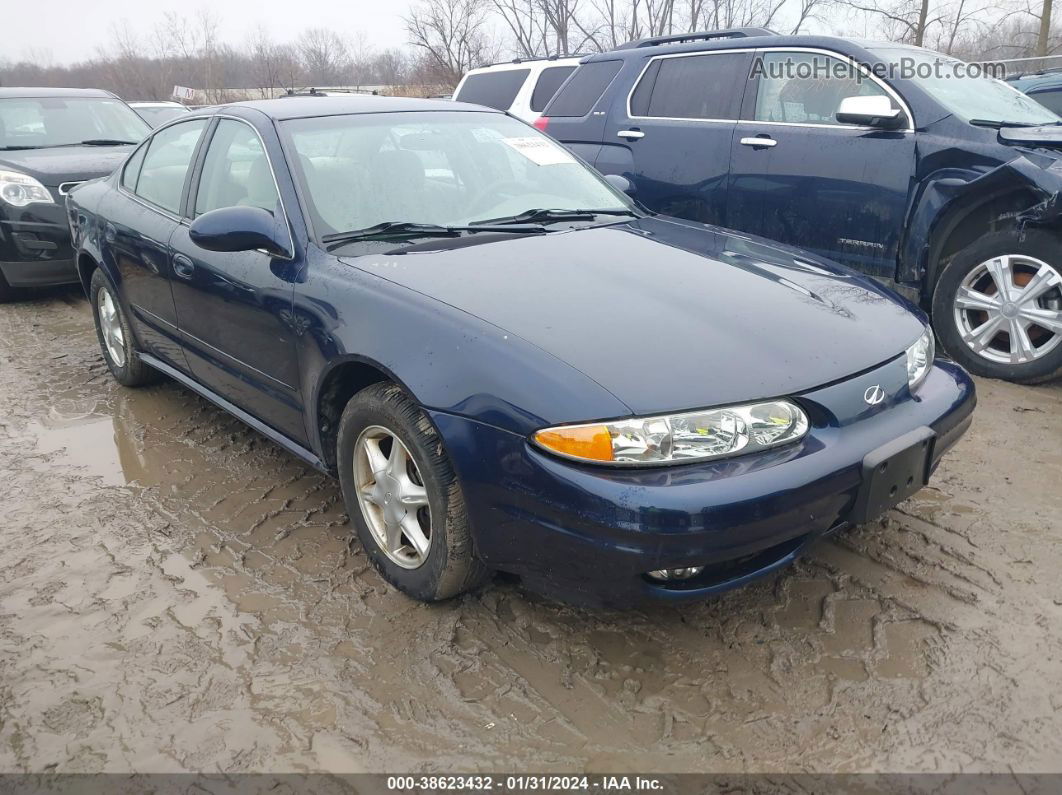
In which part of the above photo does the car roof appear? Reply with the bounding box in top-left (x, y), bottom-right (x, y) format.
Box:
top-left (193, 95), bottom-right (496, 121)
top-left (129, 100), bottom-right (186, 107)
top-left (0, 87), bottom-right (117, 99)
top-left (464, 56), bottom-right (585, 75)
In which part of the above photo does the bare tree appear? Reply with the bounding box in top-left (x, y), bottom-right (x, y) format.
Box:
top-left (405, 0), bottom-right (498, 82)
top-left (298, 27), bottom-right (351, 85)
top-left (835, 0), bottom-right (968, 46)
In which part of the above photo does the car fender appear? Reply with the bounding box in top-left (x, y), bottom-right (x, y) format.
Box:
top-left (904, 154), bottom-right (1062, 290)
top-left (293, 257), bottom-right (635, 462)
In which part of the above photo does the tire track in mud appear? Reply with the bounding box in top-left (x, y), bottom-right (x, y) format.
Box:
top-left (1, 290), bottom-right (1061, 773)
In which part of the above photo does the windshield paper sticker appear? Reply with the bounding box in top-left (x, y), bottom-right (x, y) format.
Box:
top-left (502, 136), bottom-right (575, 166)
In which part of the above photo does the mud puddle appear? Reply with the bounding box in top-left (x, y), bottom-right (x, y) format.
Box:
top-left (1, 290), bottom-right (1061, 773)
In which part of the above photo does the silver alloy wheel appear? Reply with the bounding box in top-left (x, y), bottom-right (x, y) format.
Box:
top-left (953, 254), bottom-right (1062, 365)
top-left (353, 425), bottom-right (432, 569)
top-left (97, 287), bottom-right (127, 368)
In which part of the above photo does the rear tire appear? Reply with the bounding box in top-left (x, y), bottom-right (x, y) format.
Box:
top-left (337, 382), bottom-right (490, 602)
top-left (89, 269), bottom-right (158, 387)
top-left (932, 229), bottom-right (1062, 384)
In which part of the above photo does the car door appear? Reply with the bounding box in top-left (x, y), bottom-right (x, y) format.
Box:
top-left (107, 118), bottom-right (208, 369)
top-left (727, 49), bottom-right (916, 278)
top-left (595, 50), bottom-right (752, 226)
top-left (168, 116), bottom-right (306, 444)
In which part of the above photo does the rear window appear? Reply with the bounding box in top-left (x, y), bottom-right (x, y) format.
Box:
top-left (455, 69), bottom-right (530, 110)
top-left (632, 53), bottom-right (746, 119)
top-left (543, 61), bottom-right (622, 117)
top-left (530, 66), bottom-right (576, 112)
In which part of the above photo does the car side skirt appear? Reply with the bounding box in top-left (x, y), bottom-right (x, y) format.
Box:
top-left (139, 352), bottom-right (329, 474)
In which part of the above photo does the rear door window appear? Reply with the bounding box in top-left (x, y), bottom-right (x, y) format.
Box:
top-left (121, 142), bottom-right (148, 192)
top-left (543, 61), bottom-right (622, 117)
top-left (455, 69), bottom-right (530, 110)
top-left (530, 66), bottom-right (577, 112)
top-left (632, 53), bottom-right (747, 119)
top-left (134, 119), bottom-right (207, 214)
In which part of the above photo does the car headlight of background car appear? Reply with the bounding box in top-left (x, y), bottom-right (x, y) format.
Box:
top-left (905, 327), bottom-right (934, 390)
top-left (533, 401), bottom-right (810, 466)
top-left (0, 169), bottom-right (54, 207)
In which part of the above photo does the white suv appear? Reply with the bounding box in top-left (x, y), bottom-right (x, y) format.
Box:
top-left (452, 56), bottom-right (582, 123)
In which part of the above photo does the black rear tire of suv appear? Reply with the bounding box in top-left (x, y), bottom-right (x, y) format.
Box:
top-left (89, 268), bottom-right (158, 387)
top-left (932, 229), bottom-right (1062, 384)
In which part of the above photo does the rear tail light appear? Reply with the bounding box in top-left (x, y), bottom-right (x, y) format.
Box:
top-left (533, 116), bottom-right (550, 132)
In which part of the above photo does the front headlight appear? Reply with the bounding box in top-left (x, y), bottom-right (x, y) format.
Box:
top-left (0, 169), bottom-right (54, 207)
top-left (905, 327), bottom-right (934, 391)
top-left (533, 400), bottom-right (809, 466)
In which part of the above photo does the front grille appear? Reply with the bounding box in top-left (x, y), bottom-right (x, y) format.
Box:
top-left (58, 181), bottom-right (84, 196)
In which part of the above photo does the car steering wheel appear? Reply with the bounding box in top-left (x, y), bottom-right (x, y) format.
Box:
top-left (465, 180), bottom-right (529, 217)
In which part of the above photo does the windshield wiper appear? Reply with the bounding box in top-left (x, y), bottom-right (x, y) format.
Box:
top-left (471, 208), bottom-right (638, 226)
top-left (0, 145), bottom-right (40, 151)
top-left (969, 119), bottom-right (1060, 128)
top-left (322, 220), bottom-right (546, 248)
top-left (66, 139), bottom-right (141, 146)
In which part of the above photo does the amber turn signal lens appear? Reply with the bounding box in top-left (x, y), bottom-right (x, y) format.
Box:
top-left (534, 425), bottom-right (614, 462)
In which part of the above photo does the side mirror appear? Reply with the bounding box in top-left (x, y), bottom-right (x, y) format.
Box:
top-left (835, 95), bottom-right (903, 129)
top-left (604, 173), bottom-right (636, 195)
top-left (189, 206), bottom-right (292, 258)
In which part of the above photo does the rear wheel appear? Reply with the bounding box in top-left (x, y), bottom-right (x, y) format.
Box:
top-left (933, 229), bottom-right (1062, 383)
top-left (337, 382), bottom-right (489, 601)
top-left (89, 269), bottom-right (157, 387)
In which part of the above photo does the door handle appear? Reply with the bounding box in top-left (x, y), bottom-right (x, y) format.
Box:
top-left (172, 255), bottom-right (195, 279)
top-left (617, 129), bottom-right (645, 140)
top-left (740, 136), bottom-right (778, 148)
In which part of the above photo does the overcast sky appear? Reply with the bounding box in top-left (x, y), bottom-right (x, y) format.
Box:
top-left (6, 0), bottom-right (415, 65)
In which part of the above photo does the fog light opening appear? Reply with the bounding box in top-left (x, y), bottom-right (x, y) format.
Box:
top-left (647, 566), bottom-right (705, 582)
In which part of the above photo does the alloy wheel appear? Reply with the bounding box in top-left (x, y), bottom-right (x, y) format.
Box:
top-left (953, 254), bottom-right (1062, 365)
top-left (353, 425), bottom-right (432, 569)
top-left (97, 288), bottom-right (127, 368)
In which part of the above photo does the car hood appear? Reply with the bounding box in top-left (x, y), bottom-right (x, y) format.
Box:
top-left (0, 145), bottom-right (132, 186)
top-left (340, 217), bottom-right (925, 416)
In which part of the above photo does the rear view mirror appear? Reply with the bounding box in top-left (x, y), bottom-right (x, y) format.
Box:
top-left (189, 206), bottom-right (292, 259)
top-left (836, 95), bottom-right (903, 129)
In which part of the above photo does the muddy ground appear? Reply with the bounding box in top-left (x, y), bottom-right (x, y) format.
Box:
top-left (0, 288), bottom-right (1060, 774)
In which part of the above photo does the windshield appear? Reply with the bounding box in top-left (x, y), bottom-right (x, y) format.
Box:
top-left (134, 105), bottom-right (191, 128)
top-left (0, 97), bottom-right (150, 149)
top-left (279, 111), bottom-right (632, 238)
top-left (873, 47), bottom-right (1061, 126)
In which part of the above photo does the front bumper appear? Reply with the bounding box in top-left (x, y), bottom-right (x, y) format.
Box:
top-left (431, 358), bottom-right (976, 607)
top-left (0, 198), bottom-right (79, 287)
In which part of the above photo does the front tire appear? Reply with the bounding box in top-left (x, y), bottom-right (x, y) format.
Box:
top-left (89, 269), bottom-right (157, 387)
top-left (933, 229), bottom-right (1062, 384)
top-left (337, 382), bottom-right (489, 601)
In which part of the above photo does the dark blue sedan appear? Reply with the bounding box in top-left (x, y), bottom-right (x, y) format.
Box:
top-left (67, 97), bottom-right (975, 606)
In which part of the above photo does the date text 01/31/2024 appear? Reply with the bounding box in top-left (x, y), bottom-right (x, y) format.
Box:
top-left (386, 775), bottom-right (665, 791)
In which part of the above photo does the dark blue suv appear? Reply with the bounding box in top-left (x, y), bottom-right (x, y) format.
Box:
top-left (538, 29), bottom-right (1062, 383)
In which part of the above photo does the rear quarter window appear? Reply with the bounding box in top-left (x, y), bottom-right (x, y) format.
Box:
top-left (543, 61), bottom-right (622, 117)
top-left (455, 70), bottom-right (531, 110)
top-left (530, 66), bottom-right (577, 112)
